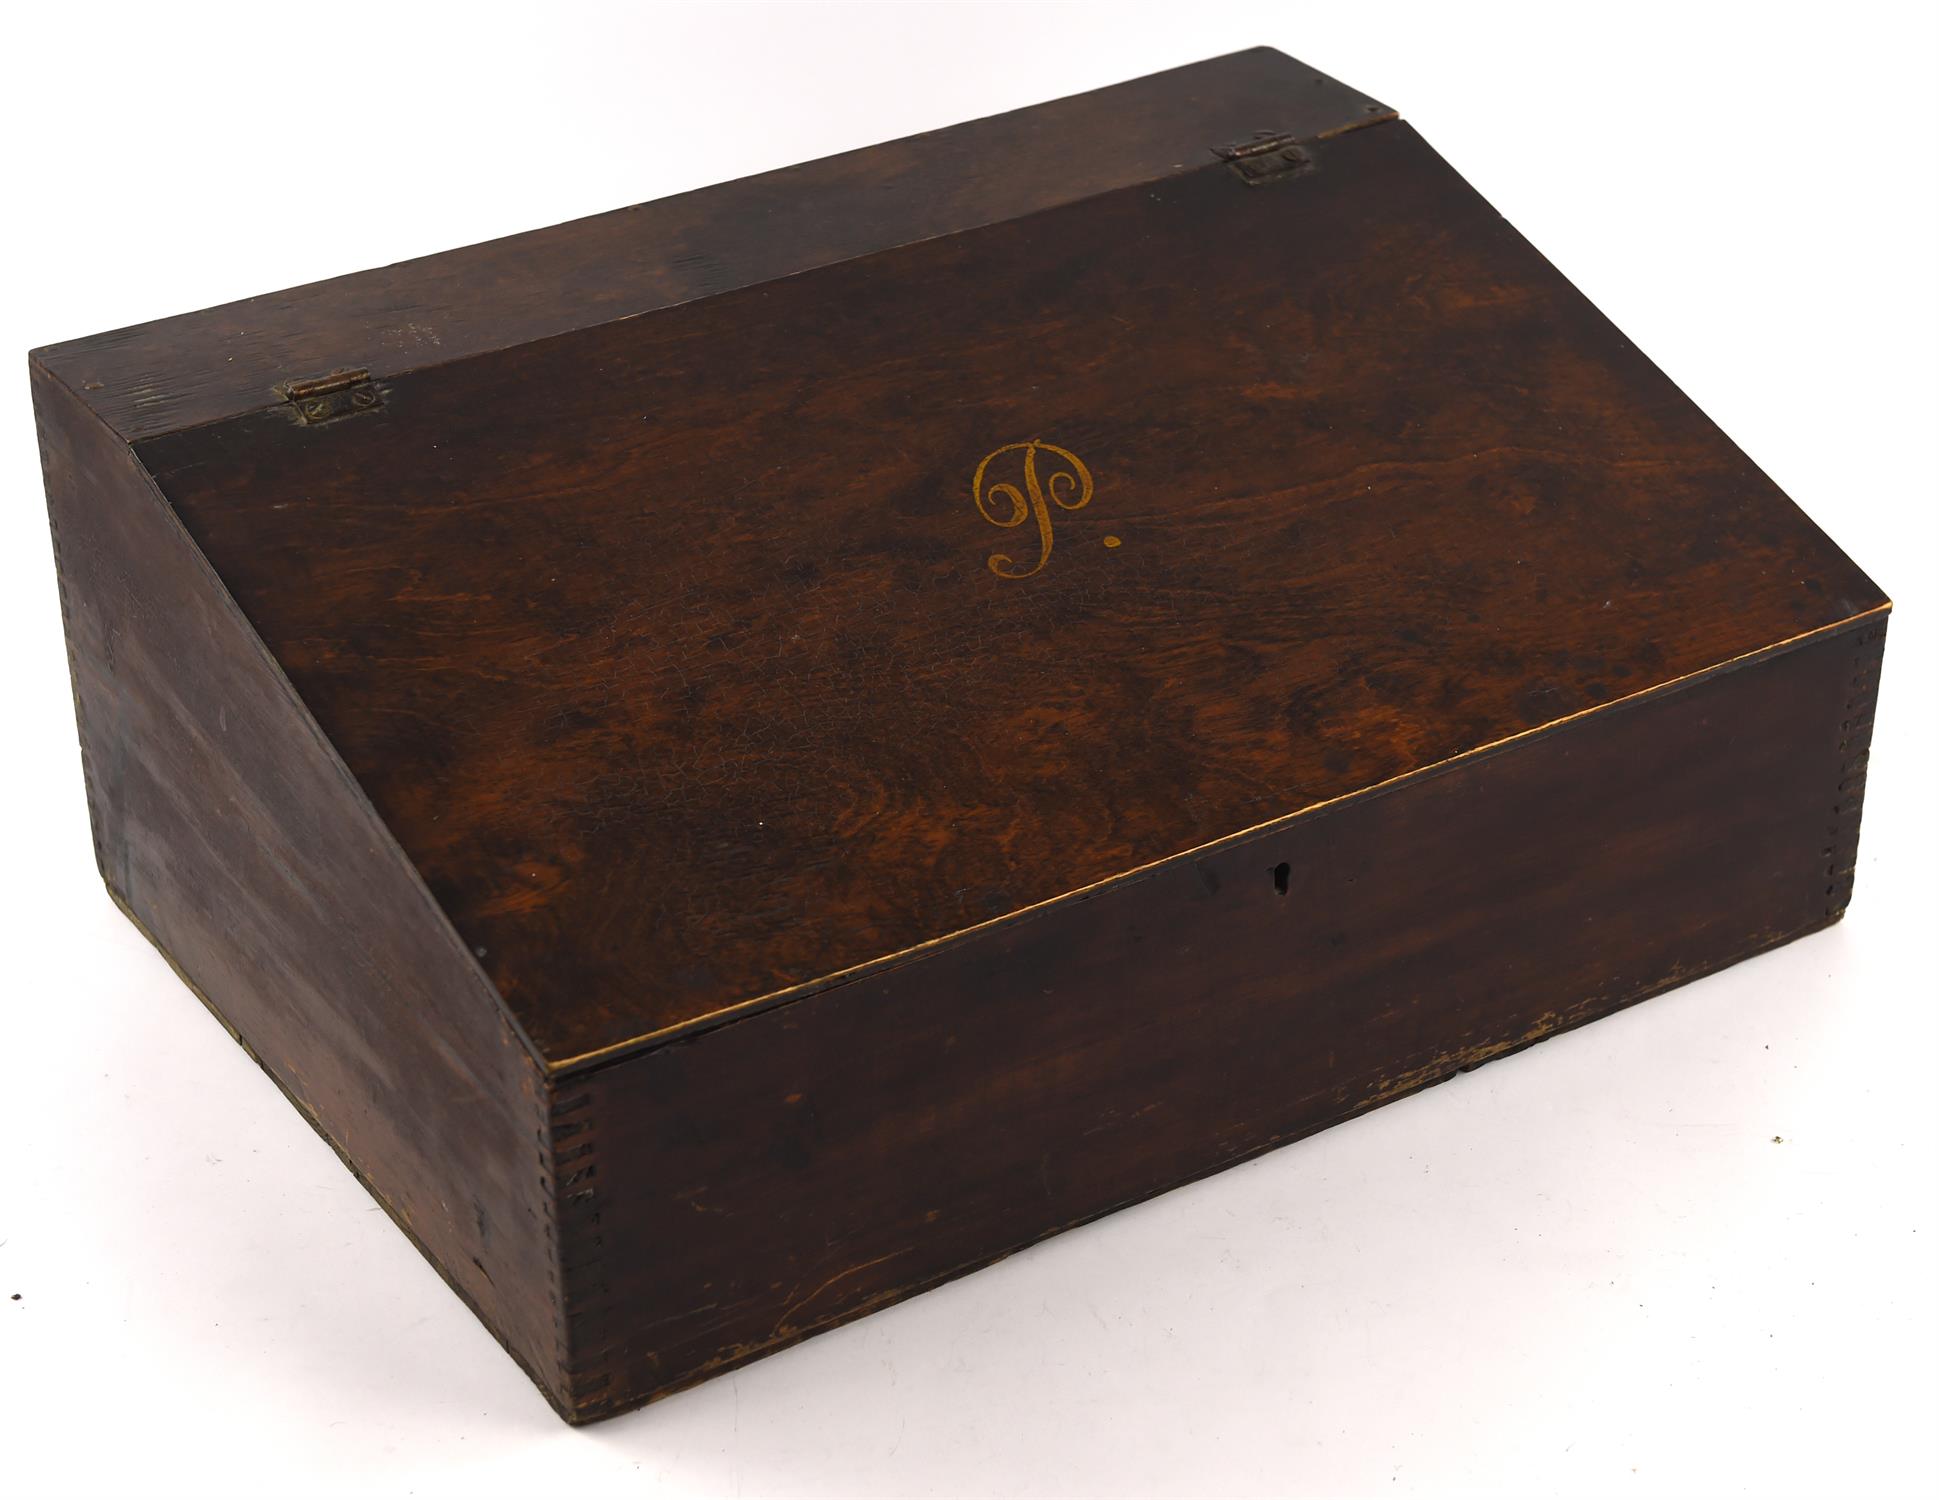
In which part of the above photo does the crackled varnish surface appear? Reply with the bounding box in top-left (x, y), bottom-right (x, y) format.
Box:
top-left (32, 47), bottom-right (1888, 1421)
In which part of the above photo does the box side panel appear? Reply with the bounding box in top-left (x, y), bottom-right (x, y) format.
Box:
top-left (36, 47), bottom-right (1387, 442)
top-left (31, 363), bottom-right (567, 1412)
top-left (560, 621), bottom-right (1885, 1420)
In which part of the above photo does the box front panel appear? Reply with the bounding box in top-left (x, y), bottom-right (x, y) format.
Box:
top-left (554, 623), bottom-right (1882, 1419)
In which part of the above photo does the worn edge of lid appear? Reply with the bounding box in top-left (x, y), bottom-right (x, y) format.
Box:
top-left (547, 602), bottom-right (1892, 1077)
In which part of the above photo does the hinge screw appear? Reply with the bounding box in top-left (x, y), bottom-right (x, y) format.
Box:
top-left (350, 387), bottom-right (377, 410)
top-left (302, 399), bottom-right (331, 421)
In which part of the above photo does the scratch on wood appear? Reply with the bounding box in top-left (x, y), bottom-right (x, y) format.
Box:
top-left (771, 1248), bottom-right (912, 1338)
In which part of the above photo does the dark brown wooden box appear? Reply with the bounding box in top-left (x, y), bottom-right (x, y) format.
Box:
top-left (31, 48), bottom-right (1889, 1424)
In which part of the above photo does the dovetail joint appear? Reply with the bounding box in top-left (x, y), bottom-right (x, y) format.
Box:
top-left (544, 1080), bottom-right (617, 1419)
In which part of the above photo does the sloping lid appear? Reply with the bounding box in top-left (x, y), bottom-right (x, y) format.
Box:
top-left (55, 51), bottom-right (1885, 1067)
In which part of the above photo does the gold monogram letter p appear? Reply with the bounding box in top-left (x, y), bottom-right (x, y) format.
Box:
top-left (971, 440), bottom-right (1094, 579)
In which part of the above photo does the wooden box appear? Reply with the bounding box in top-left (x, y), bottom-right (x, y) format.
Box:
top-left (31, 48), bottom-right (1889, 1423)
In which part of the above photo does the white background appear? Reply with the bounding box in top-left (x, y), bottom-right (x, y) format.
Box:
top-left (2, 3), bottom-right (1934, 1496)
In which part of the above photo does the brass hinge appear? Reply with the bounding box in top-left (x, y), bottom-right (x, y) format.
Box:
top-left (277, 368), bottom-right (381, 425)
top-left (1214, 133), bottom-right (1315, 186)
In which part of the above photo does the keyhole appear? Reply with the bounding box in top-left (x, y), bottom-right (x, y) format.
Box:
top-left (1272, 862), bottom-right (1291, 896)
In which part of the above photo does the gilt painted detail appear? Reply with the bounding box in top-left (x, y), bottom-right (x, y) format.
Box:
top-left (970, 441), bottom-right (1095, 578)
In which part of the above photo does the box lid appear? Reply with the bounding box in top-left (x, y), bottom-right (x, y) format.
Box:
top-left (35, 48), bottom-right (1886, 1069)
